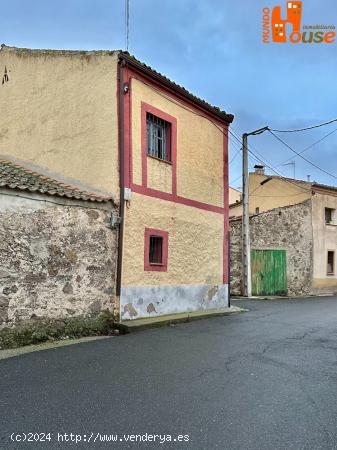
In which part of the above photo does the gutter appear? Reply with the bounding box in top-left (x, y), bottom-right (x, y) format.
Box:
top-left (116, 58), bottom-right (126, 303)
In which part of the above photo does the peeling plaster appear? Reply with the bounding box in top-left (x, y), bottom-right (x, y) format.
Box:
top-left (121, 284), bottom-right (228, 320)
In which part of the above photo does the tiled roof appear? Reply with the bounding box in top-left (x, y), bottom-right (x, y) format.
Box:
top-left (312, 181), bottom-right (337, 192)
top-left (0, 159), bottom-right (112, 203)
top-left (250, 173), bottom-right (337, 193)
top-left (120, 52), bottom-right (234, 124)
top-left (0, 46), bottom-right (233, 124)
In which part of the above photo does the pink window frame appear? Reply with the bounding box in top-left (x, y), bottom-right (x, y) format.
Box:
top-left (141, 102), bottom-right (177, 194)
top-left (144, 228), bottom-right (169, 272)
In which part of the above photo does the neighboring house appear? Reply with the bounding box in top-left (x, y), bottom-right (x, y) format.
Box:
top-left (229, 165), bottom-right (311, 218)
top-left (229, 187), bottom-right (241, 205)
top-left (0, 159), bottom-right (117, 328)
top-left (0, 45), bottom-right (234, 323)
top-left (230, 165), bottom-right (337, 296)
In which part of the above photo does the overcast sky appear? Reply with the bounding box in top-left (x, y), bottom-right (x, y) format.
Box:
top-left (2, 0), bottom-right (337, 189)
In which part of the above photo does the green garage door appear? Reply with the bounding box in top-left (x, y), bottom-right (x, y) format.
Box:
top-left (251, 249), bottom-right (287, 296)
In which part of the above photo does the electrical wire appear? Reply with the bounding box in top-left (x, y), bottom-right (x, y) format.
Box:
top-left (230, 126), bottom-right (280, 172)
top-left (251, 192), bottom-right (310, 198)
top-left (268, 129), bottom-right (337, 182)
top-left (129, 74), bottom-right (312, 194)
top-left (229, 147), bottom-right (241, 165)
top-left (276, 125), bottom-right (337, 167)
top-left (228, 129), bottom-right (311, 193)
top-left (229, 174), bottom-right (242, 185)
top-left (270, 118), bottom-right (337, 133)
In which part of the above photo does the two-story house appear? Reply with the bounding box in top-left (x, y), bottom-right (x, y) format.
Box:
top-left (0, 45), bottom-right (234, 322)
top-left (230, 165), bottom-right (337, 297)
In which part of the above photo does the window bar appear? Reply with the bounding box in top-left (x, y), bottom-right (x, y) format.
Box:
top-left (146, 113), bottom-right (170, 162)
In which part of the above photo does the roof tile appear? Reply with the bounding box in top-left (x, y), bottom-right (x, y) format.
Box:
top-left (0, 160), bottom-right (112, 203)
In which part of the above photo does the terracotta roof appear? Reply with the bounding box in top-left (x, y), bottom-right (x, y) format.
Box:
top-left (250, 173), bottom-right (337, 193)
top-left (119, 52), bottom-right (234, 124)
top-left (0, 159), bottom-right (112, 203)
top-left (312, 181), bottom-right (337, 193)
top-left (0, 45), bottom-right (234, 124)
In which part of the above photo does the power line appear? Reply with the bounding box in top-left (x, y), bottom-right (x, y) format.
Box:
top-left (129, 74), bottom-right (311, 193)
top-left (268, 129), bottom-right (337, 182)
top-left (229, 174), bottom-right (242, 185)
top-left (230, 127), bottom-right (280, 172)
top-left (277, 125), bottom-right (337, 167)
top-left (228, 129), bottom-right (311, 193)
top-left (229, 146), bottom-right (241, 165)
top-left (270, 118), bottom-right (337, 133)
top-left (229, 129), bottom-right (291, 179)
top-left (251, 192), bottom-right (311, 198)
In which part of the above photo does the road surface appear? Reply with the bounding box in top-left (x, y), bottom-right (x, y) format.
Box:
top-left (2, 297), bottom-right (337, 449)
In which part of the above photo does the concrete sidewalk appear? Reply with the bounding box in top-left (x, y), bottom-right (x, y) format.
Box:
top-left (120, 305), bottom-right (245, 332)
top-left (231, 294), bottom-right (335, 300)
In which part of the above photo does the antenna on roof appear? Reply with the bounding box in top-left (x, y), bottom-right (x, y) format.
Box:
top-left (125, 0), bottom-right (130, 51)
top-left (282, 160), bottom-right (295, 179)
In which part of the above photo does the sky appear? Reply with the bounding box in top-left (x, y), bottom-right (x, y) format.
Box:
top-left (1, 0), bottom-right (337, 189)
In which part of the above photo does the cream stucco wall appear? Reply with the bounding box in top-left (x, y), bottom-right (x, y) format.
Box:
top-left (229, 202), bottom-right (242, 218)
top-left (248, 173), bottom-right (311, 214)
top-left (131, 78), bottom-right (224, 207)
top-left (123, 193), bottom-right (224, 286)
top-left (147, 157), bottom-right (173, 193)
top-left (312, 192), bottom-right (337, 292)
top-left (0, 46), bottom-right (119, 196)
top-left (121, 192), bottom-right (227, 319)
top-left (229, 173), bottom-right (311, 218)
top-left (229, 187), bottom-right (241, 205)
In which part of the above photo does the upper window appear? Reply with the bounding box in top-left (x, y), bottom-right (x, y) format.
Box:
top-left (325, 207), bottom-right (336, 225)
top-left (146, 112), bottom-right (171, 162)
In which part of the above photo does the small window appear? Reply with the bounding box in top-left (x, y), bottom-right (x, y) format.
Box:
top-left (146, 112), bottom-right (171, 162)
top-left (327, 251), bottom-right (335, 275)
top-left (255, 207), bottom-right (260, 215)
top-left (144, 228), bottom-right (168, 272)
top-left (325, 208), bottom-right (335, 224)
top-left (149, 236), bottom-right (163, 265)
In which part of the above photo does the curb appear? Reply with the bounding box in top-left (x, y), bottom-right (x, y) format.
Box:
top-left (120, 306), bottom-right (246, 333)
top-left (231, 294), bottom-right (337, 300)
top-left (0, 336), bottom-right (112, 361)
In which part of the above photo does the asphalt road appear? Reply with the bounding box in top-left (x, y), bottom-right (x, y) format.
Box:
top-left (2, 297), bottom-right (337, 450)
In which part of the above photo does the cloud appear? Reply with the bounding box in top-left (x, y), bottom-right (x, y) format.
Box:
top-left (1, 0), bottom-right (336, 185)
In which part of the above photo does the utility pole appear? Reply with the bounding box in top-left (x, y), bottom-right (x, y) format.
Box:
top-left (242, 126), bottom-right (269, 297)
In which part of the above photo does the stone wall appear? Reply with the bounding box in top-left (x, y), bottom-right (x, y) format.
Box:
top-left (230, 200), bottom-right (313, 296)
top-left (0, 191), bottom-right (117, 328)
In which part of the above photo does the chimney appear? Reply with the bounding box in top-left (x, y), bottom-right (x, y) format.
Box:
top-left (254, 164), bottom-right (265, 175)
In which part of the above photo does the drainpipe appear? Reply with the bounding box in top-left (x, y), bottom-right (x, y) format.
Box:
top-left (116, 58), bottom-right (126, 304)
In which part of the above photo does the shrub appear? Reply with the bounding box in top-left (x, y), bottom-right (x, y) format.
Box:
top-left (0, 310), bottom-right (117, 350)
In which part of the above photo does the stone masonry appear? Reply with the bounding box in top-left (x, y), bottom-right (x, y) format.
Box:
top-left (230, 200), bottom-right (313, 296)
top-left (0, 193), bottom-right (117, 328)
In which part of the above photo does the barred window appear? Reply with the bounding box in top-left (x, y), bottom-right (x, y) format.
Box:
top-left (327, 251), bottom-right (335, 275)
top-left (146, 112), bottom-right (171, 162)
top-left (149, 236), bottom-right (163, 265)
